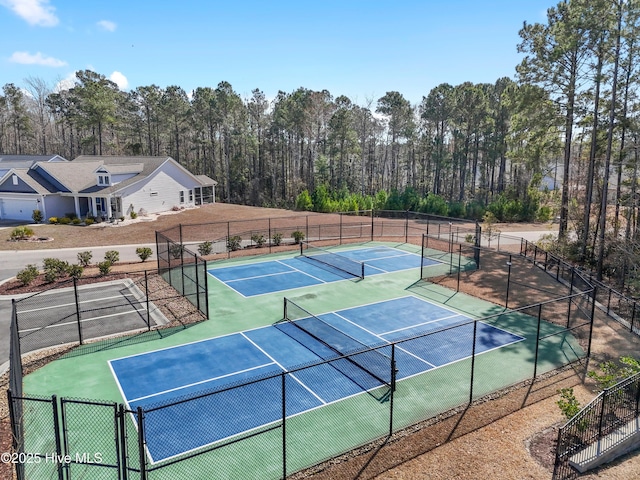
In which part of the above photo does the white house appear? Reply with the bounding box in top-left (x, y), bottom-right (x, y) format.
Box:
top-left (0, 155), bottom-right (216, 222)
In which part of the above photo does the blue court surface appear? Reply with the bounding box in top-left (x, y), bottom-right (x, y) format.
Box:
top-left (109, 296), bottom-right (524, 463)
top-left (207, 245), bottom-right (433, 297)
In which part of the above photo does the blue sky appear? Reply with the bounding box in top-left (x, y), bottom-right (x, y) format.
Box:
top-left (1, 0), bottom-right (551, 104)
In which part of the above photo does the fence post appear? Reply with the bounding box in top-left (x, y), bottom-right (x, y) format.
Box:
top-left (51, 396), bottom-right (64, 480)
top-left (469, 320), bottom-right (478, 404)
top-left (269, 218), bottom-right (272, 253)
top-left (405, 210), bottom-right (409, 243)
top-left (598, 390), bottom-right (608, 439)
top-left (6, 390), bottom-right (24, 480)
top-left (340, 213), bottom-right (343, 245)
top-left (73, 277), bottom-right (83, 345)
top-left (282, 372), bottom-right (287, 480)
top-left (532, 304), bottom-right (543, 380)
top-left (607, 288), bottom-right (612, 315)
top-left (137, 407), bottom-right (147, 480)
top-left (389, 344), bottom-right (396, 437)
top-left (586, 286), bottom-right (597, 359)
top-left (566, 269), bottom-right (575, 328)
top-left (194, 252), bottom-right (201, 313)
top-left (370, 210), bottom-right (374, 241)
top-left (144, 271), bottom-right (151, 330)
top-left (457, 244), bottom-right (462, 292)
top-left (632, 301), bottom-right (637, 333)
top-left (118, 404), bottom-right (128, 480)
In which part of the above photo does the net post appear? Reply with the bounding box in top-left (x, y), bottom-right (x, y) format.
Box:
top-left (299, 240), bottom-right (303, 256)
top-left (361, 262), bottom-right (365, 280)
top-left (283, 297), bottom-right (288, 321)
top-left (469, 320), bottom-right (478, 404)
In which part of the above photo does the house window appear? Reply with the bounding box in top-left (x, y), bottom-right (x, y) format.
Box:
top-left (12, 175), bottom-right (18, 185)
top-left (179, 191), bottom-right (185, 203)
top-left (189, 190), bottom-right (193, 202)
top-left (97, 175), bottom-right (110, 186)
top-left (150, 191), bottom-right (158, 197)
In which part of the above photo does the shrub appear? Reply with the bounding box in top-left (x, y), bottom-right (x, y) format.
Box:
top-left (43, 258), bottom-right (69, 283)
top-left (68, 264), bottom-right (84, 279)
top-left (295, 190), bottom-right (313, 211)
top-left (198, 241), bottom-right (213, 256)
top-left (32, 209), bottom-right (43, 223)
top-left (292, 231), bottom-right (305, 244)
top-left (130, 211), bottom-right (138, 219)
top-left (10, 226), bottom-right (34, 240)
top-left (48, 217), bottom-right (58, 224)
top-left (104, 250), bottom-right (120, 264)
top-left (119, 216), bottom-right (125, 222)
top-left (72, 218), bottom-right (81, 225)
top-left (136, 247), bottom-right (153, 262)
top-left (272, 232), bottom-right (283, 246)
top-left (59, 217), bottom-right (71, 225)
top-left (556, 388), bottom-right (580, 420)
top-left (16, 264), bottom-right (39, 286)
top-left (77, 251), bottom-right (93, 267)
top-left (227, 235), bottom-right (242, 251)
top-left (251, 233), bottom-right (266, 247)
top-left (169, 244), bottom-right (184, 259)
top-left (84, 218), bottom-right (94, 226)
top-left (65, 212), bottom-right (77, 220)
top-left (98, 261), bottom-right (112, 275)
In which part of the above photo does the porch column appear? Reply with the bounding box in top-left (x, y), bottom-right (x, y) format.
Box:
top-left (74, 196), bottom-right (81, 219)
top-left (106, 196), bottom-right (113, 219)
top-left (90, 198), bottom-right (97, 217)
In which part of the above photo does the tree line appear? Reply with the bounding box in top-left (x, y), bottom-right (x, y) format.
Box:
top-left (1, 0), bottom-right (640, 284)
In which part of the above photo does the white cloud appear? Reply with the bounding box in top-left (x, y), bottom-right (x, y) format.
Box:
top-left (109, 71), bottom-right (128, 90)
top-left (97, 20), bottom-right (116, 32)
top-left (54, 71), bottom-right (78, 92)
top-left (1, 0), bottom-right (58, 27)
top-left (9, 51), bottom-right (66, 67)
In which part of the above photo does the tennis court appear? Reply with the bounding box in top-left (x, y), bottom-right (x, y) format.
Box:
top-left (109, 295), bottom-right (523, 463)
top-left (207, 245), bottom-right (432, 296)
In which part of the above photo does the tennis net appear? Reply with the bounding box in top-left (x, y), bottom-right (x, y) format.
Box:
top-left (300, 241), bottom-right (365, 279)
top-left (282, 298), bottom-right (393, 389)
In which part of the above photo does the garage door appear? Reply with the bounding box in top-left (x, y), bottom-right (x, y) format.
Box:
top-left (0, 198), bottom-right (37, 221)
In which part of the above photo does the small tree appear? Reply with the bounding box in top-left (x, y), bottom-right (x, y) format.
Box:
top-left (272, 232), bottom-right (283, 246)
top-left (251, 233), bottom-right (266, 248)
top-left (169, 244), bottom-right (184, 259)
top-left (198, 241), bottom-right (213, 256)
top-left (104, 250), bottom-right (120, 264)
top-left (98, 261), bottom-right (112, 275)
top-left (481, 212), bottom-right (500, 248)
top-left (292, 231), bottom-right (305, 244)
top-left (77, 251), bottom-right (93, 267)
top-left (136, 247), bottom-right (153, 262)
top-left (42, 258), bottom-right (69, 283)
top-left (227, 236), bottom-right (242, 251)
top-left (32, 209), bottom-right (43, 223)
top-left (557, 388), bottom-right (581, 421)
top-left (16, 264), bottom-right (39, 286)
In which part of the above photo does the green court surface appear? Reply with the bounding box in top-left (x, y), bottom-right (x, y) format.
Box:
top-left (21, 241), bottom-right (585, 479)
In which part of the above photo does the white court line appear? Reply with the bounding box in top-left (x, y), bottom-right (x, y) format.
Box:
top-left (127, 361), bottom-right (278, 404)
top-left (241, 332), bottom-right (326, 405)
top-left (276, 259), bottom-right (329, 284)
top-left (380, 313), bottom-right (467, 337)
top-left (225, 269), bottom-right (293, 283)
top-left (17, 293), bottom-right (136, 314)
top-left (18, 308), bottom-right (147, 334)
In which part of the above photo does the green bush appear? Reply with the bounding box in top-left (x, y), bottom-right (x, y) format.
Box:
top-left (251, 233), bottom-right (266, 248)
top-left (98, 261), bottom-right (112, 275)
top-left (295, 190), bottom-right (313, 211)
top-left (104, 250), bottom-right (120, 264)
top-left (84, 218), bottom-right (94, 226)
top-left (77, 251), bottom-right (92, 267)
top-left (169, 244), bottom-right (184, 259)
top-left (59, 217), bottom-right (71, 225)
top-left (272, 233), bottom-right (283, 246)
top-left (16, 264), bottom-right (39, 286)
top-left (136, 247), bottom-right (153, 262)
top-left (557, 388), bottom-right (581, 421)
top-left (68, 264), bottom-right (84, 279)
top-left (48, 217), bottom-right (58, 224)
top-left (72, 218), bottom-right (81, 225)
top-left (43, 258), bottom-right (69, 283)
top-left (65, 212), bottom-right (77, 220)
top-left (227, 236), bottom-right (242, 251)
top-left (292, 231), bottom-right (305, 244)
top-left (198, 241), bottom-right (213, 256)
top-left (130, 211), bottom-right (138, 219)
top-left (10, 226), bottom-right (34, 240)
top-left (32, 209), bottom-right (43, 223)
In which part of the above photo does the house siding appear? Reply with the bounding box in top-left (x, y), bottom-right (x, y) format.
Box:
top-left (119, 162), bottom-right (198, 215)
top-left (44, 196), bottom-right (75, 219)
top-left (0, 175), bottom-right (36, 193)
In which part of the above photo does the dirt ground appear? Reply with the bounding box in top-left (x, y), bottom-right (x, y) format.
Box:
top-left (1, 203), bottom-right (639, 480)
